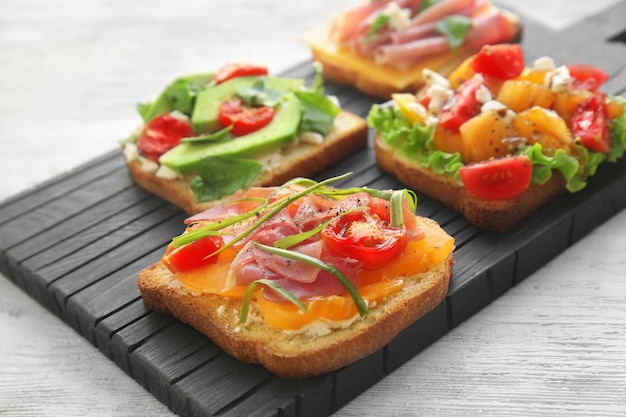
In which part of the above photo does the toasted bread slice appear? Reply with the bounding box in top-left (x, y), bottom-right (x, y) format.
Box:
top-left (374, 134), bottom-right (566, 232)
top-left (303, 10), bottom-right (522, 99)
top-left (138, 216), bottom-right (453, 379)
top-left (124, 111), bottom-right (368, 215)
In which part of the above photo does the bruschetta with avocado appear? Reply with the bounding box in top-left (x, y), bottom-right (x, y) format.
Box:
top-left (121, 62), bottom-right (368, 214)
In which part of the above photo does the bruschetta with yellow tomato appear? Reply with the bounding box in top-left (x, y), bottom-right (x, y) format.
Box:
top-left (368, 44), bottom-right (626, 231)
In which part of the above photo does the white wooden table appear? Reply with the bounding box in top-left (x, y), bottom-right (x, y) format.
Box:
top-left (1, 1), bottom-right (625, 416)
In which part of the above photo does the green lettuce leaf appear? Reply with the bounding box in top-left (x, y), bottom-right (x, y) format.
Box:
top-left (368, 99), bottom-right (626, 193)
top-left (608, 96), bottom-right (626, 162)
top-left (519, 144), bottom-right (583, 191)
top-left (368, 104), bottom-right (464, 183)
top-left (190, 156), bottom-right (262, 202)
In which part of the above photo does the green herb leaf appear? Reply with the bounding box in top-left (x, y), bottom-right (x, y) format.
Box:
top-left (367, 14), bottom-right (390, 38)
top-left (419, 0), bottom-right (442, 12)
top-left (236, 79), bottom-right (287, 107)
top-left (181, 126), bottom-right (233, 144)
top-left (310, 61), bottom-right (325, 96)
top-left (239, 278), bottom-right (306, 324)
top-left (436, 15), bottom-right (472, 52)
top-left (253, 242), bottom-right (369, 317)
top-left (294, 91), bottom-right (341, 136)
top-left (139, 72), bottom-right (215, 122)
top-left (190, 156), bottom-right (262, 202)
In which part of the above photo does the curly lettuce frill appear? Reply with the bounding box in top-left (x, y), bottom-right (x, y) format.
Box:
top-left (367, 98), bottom-right (626, 193)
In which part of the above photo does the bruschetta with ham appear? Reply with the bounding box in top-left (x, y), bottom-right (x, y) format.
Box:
top-left (138, 174), bottom-right (455, 379)
top-left (303, 0), bottom-right (522, 98)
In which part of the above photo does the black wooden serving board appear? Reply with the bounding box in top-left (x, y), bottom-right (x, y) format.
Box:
top-left (2, 3), bottom-right (626, 416)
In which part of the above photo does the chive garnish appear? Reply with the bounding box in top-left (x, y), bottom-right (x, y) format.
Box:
top-left (239, 278), bottom-right (306, 324)
top-left (389, 190), bottom-right (405, 228)
top-left (252, 242), bottom-right (370, 318)
top-left (272, 220), bottom-right (332, 249)
top-left (206, 173), bottom-right (353, 256)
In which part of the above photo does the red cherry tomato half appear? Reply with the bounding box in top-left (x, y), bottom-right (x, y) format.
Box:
top-left (471, 44), bottom-right (525, 80)
top-left (571, 92), bottom-right (611, 153)
top-left (567, 64), bottom-right (609, 92)
top-left (162, 234), bottom-right (223, 274)
top-left (213, 63), bottom-right (269, 84)
top-left (218, 98), bottom-right (275, 136)
top-left (137, 114), bottom-right (194, 161)
top-left (438, 75), bottom-right (484, 132)
top-left (459, 155), bottom-right (533, 200)
top-left (321, 211), bottom-right (408, 271)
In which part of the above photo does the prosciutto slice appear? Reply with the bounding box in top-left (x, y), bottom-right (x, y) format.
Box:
top-left (262, 255), bottom-right (363, 302)
top-left (374, 10), bottom-right (514, 67)
top-left (409, 0), bottom-right (477, 27)
top-left (184, 187), bottom-right (276, 223)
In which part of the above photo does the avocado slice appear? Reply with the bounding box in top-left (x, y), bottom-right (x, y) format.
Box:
top-left (191, 75), bottom-right (303, 133)
top-left (159, 91), bottom-right (302, 175)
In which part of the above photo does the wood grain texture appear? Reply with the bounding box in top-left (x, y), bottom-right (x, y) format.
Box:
top-left (1, 0), bottom-right (626, 416)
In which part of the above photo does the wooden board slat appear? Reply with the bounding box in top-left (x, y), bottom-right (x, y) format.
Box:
top-left (2, 4), bottom-right (626, 416)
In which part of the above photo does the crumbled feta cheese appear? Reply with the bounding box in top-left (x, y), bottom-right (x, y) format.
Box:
top-left (422, 68), bottom-right (450, 89)
top-left (155, 164), bottom-right (181, 180)
top-left (382, 2), bottom-right (411, 30)
top-left (481, 100), bottom-right (516, 124)
top-left (481, 100), bottom-right (507, 113)
top-left (426, 84), bottom-right (452, 114)
top-left (546, 65), bottom-right (572, 93)
top-left (169, 110), bottom-right (189, 121)
top-left (533, 56), bottom-right (556, 71)
top-left (233, 326), bottom-right (241, 333)
top-left (300, 131), bottom-right (324, 145)
top-left (425, 115), bottom-right (439, 127)
top-left (140, 157), bottom-right (159, 173)
top-left (217, 305), bottom-right (226, 316)
top-left (122, 143), bottom-right (139, 163)
top-left (257, 152), bottom-right (284, 173)
top-left (475, 84), bottom-right (492, 104)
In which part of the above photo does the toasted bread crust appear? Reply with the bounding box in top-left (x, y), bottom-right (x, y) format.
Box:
top-left (125, 111), bottom-right (368, 215)
top-left (304, 12), bottom-right (523, 99)
top-left (138, 217), bottom-right (453, 379)
top-left (374, 134), bottom-right (566, 232)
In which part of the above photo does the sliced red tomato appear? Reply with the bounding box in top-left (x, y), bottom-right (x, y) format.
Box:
top-left (459, 155), bottom-right (533, 200)
top-left (137, 114), bottom-right (194, 161)
top-left (471, 44), bottom-right (525, 80)
top-left (571, 92), bottom-right (611, 153)
top-left (567, 64), bottom-right (609, 92)
top-left (213, 63), bottom-right (269, 84)
top-left (321, 211), bottom-right (408, 270)
top-left (218, 98), bottom-right (275, 136)
top-left (162, 234), bottom-right (223, 274)
top-left (438, 75), bottom-right (484, 132)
